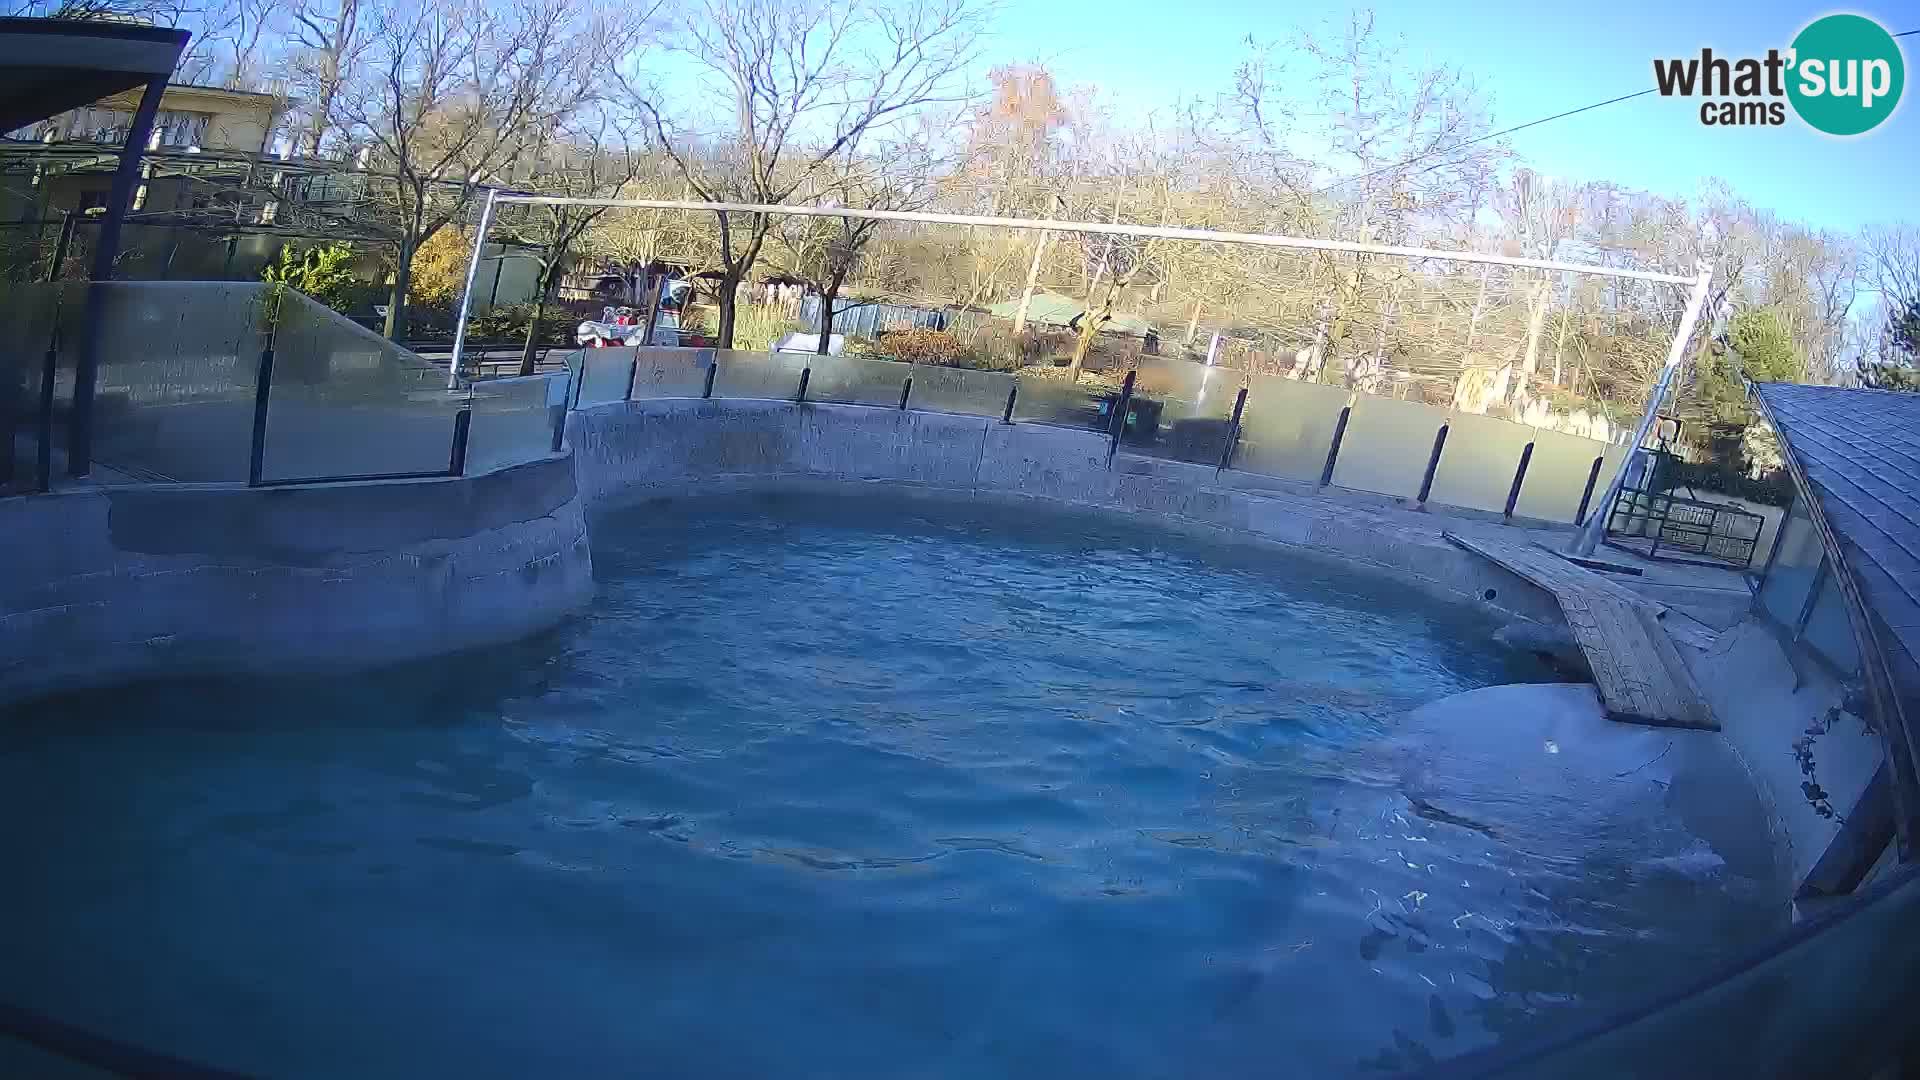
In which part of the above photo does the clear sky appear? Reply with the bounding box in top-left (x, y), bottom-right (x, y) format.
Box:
top-left (979, 0), bottom-right (1917, 233)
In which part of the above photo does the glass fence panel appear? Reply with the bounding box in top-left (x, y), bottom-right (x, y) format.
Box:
top-left (1233, 376), bottom-right (1350, 482)
top-left (711, 350), bottom-right (807, 401)
top-left (465, 374), bottom-right (560, 475)
top-left (1330, 392), bottom-right (1446, 499)
top-left (1758, 496), bottom-right (1823, 629)
top-left (1426, 411), bottom-right (1534, 515)
top-left (1516, 427), bottom-right (1612, 524)
top-left (804, 354), bottom-right (913, 408)
top-left (0, 284), bottom-right (68, 489)
top-left (261, 290), bottom-right (463, 482)
top-left (628, 347), bottom-right (714, 400)
top-left (1012, 371), bottom-right (1109, 430)
top-left (1801, 573), bottom-right (1861, 676)
top-left (907, 364), bottom-right (1015, 419)
top-left (574, 347), bottom-right (636, 406)
top-left (1457, 866), bottom-right (1920, 1079)
top-left (59, 281), bottom-right (268, 483)
top-left (1122, 358), bottom-right (1245, 465)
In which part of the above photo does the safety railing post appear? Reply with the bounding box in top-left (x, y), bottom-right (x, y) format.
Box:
top-left (1217, 387), bottom-right (1249, 471)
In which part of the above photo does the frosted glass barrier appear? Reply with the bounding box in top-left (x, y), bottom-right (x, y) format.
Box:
top-left (1801, 575), bottom-right (1860, 675)
top-left (711, 350), bottom-right (807, 400)
top-left (1458, 866), bottom-right (1920, 1079)
top-left (573, 347), bottom-right (637, 406)
top-left (465, 374), bottom-right (559, 475)
top-left (907, 364), bottom-right (1014, 418)
top-left (1330, 392), bottom-right (1445, 499)
top-left (1515, 427), bottom-right (1612, 524)
top-left (0, 285), bottom-right (66, 489)
top-left (628, 347), bottom-right (715, 400)
top-left (804, 354), bottom-right (913, 408)
top-left (1425, 411), bottom-right (1534, 514)
top-left (1123, 358), bottom-right (1245, 465)
top-left (1234, 376), bottom-right (1350, 482)
top-left (261, 291), bottom-right (463, 482)
top-left (59, 282), bottom-right (268, 482)
top-left (1759, 497), bottom-right (1823, 629)
top-left (1012, 371), bottom-right (1105, 429)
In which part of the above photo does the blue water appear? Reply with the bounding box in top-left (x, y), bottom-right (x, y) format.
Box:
top-left (0, 494), bottom-right (1781, 1077)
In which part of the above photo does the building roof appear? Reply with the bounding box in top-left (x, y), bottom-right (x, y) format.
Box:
top-left (0, 18), bottom-right (189, 134)
top-left (986, 291), bottom-right (1152, 337)
top-left (1753, 382), bottom-right (1920, 677)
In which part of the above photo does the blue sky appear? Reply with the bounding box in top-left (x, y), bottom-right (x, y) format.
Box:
top-left (980, 0), bottom-right (1917, 233)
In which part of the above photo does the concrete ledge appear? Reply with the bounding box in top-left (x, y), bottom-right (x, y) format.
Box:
top-left (0, 453), bottom-right (593, 705)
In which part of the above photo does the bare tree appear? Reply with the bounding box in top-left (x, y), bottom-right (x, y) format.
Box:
top-left (625, 0), bottom-right (985, 348)
top-left (333, 0), bottom-right (623, 339)
top-left (286, 0), bottom-right (364, 157)
top-left (494, 115), bottom-right (648, 373)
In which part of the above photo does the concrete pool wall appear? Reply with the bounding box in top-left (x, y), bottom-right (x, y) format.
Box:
top-left (0, 453), bottom-right (591, 704)
top-left (566, 397), bottom-right (1574, 630)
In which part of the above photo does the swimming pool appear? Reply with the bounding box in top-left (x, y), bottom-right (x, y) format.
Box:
top-left (0, 494), bottom-right (1782, 1077)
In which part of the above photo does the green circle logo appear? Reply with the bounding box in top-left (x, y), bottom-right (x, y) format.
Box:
top-left (1787, 14), bottom-right (1904, 135)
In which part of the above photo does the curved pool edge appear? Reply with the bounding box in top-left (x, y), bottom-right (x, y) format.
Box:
top-left (567, 397), bottom-right (1571, 633)
top-left (0, 453), bottom-right (593, 706)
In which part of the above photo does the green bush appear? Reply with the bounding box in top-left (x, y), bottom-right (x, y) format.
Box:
top-left (262, 242), bottom-right (364, 314)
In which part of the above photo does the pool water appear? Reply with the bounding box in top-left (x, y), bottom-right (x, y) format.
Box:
top-left (0, 494), bottom-right (1783, 1077)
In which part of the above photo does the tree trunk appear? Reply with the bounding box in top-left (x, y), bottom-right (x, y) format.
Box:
top-left (716, 272), bottom-right (740, 349)
top-left (518, 273), bottom-right (551, 376)
top-left (384, 236), bottom-right (414, 341)
top-left (816, 284), bottom-right (837, 356)
top-left (1013, 230), bottom-right (1049, 335)
top-left (1464, 265), bottom-right (1491, 357)
top-left (1552, 310), bottom-right (1571, 387)
top-left (1066, 282), bottom-right (1118, 383)
top-left (1520, 279), bottom-right (1551, 381)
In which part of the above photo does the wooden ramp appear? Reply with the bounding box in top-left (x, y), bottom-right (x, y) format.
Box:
top-left (1445, 531), bottom-right (1717, 730)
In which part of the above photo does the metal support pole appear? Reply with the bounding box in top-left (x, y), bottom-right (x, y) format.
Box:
top-left (795, 367), bottom-right (811, 403)
top-left (1572, 265), bottom-right (1714, 555)
top-left (1106, 369), bottom-right (1136, 463)
top-left (1504, 443), bottom-right (1535, 519)
top-left (1416, 424), bottom-right (1450, 504)
top-left (1217, 386), bottom-right (1248, 470)
top-left (898, 377), bottom-right (913, 410)
top-left (1320, 406), bottom-right (1352, 487)
top-left (69, 75), bottom-right (166, 478)
top-left (448, 408), bottom-right (472, 476)
top-left (247, 339), bottom-right (276, 486)
top-left (639, 273), bottom-right (664, 347)
top-left (1573, 456), bottom-right (1605, 527)
top-left (1001, 383), bottom-right (1017, 424)
top-left (447, 187), bottom-right (499, 390)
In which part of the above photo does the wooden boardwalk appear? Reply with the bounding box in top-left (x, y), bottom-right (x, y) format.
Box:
top-left (1445, 531), bottom-right (1718, 730)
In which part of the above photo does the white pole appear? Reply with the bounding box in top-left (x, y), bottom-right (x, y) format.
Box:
top-left (447, 187), bottom-right (499, 391)
top-left (1206, 332), bottom-right (1222, 367)
top-left (1571, 264), bottom-right (1715, 556)
top-left (492, 195), bottom-right (1697, 286)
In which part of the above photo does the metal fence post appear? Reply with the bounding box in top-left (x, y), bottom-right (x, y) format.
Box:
top-left (35, 327), bottom-right (57, 492)
top-left (1001, 382), bottom-right (1017, 424)
top-left (1416, 423), bottom-right (1449, 504)
top-left (702, 360), bottom-right (718, 399)
top-left (246, 338), bottom-right (276, 486)
top-left (1217, 386), bottom-right (1248, 471)
top-left (1503, 443), bottom-right (1534, 519)
top-left (1106, 369), bottom-right (1136, 463)
top-left (448, 407), bottom-right (472, 477)
top-left (1320, 406), bottom-right (1352, 487)
top-left (623, 348), bottom-right (641, 402)
top-left (1573, 456), bottom-right (1605, 526)
top-left (795, 367), bottom-right (811, 403)
top-left (44, 211), bottom-right (75, 283)
top-left (898, 376), bottom-right (913, 410)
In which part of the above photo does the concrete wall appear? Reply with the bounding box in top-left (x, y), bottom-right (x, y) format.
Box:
top-left (0, 454), bottom-right (591, 704)
top-left (565, 397), bottom-right (1568, 630)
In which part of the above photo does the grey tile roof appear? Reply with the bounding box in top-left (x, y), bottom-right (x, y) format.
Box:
top-left (1753, 383), bottom-right (1920, 668)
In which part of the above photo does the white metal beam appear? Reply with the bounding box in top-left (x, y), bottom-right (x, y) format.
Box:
top-left (486, 194), bottom-right (1698, 286)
